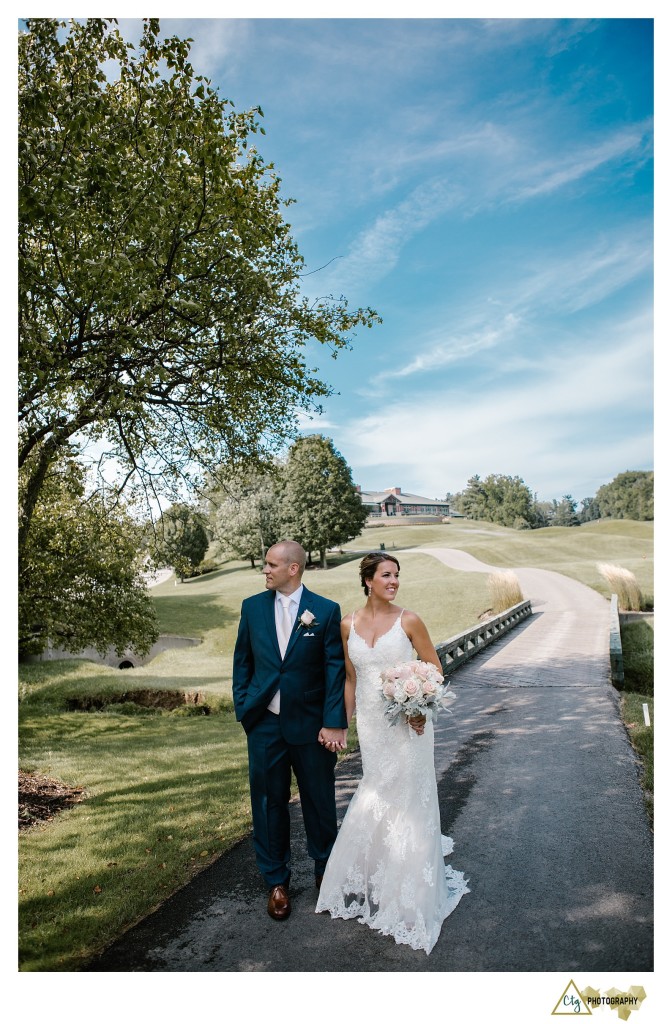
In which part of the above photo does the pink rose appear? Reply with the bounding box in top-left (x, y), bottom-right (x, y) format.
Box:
top-left (422, 679), bottom-right (438, 695)
top-left (299, 610), bottom-right (315, 627)
top-left (383, 681), bottom-right (397, 699)
top-left (403, 678), bottom-right (419, 697)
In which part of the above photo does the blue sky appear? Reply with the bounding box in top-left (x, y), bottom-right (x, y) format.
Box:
top-left (15, 10), bottom-right (656, 505)
top-left (143, 14), bottom-right (652, 504)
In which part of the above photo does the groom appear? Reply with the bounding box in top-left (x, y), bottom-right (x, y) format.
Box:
top-left (232, 540), bottom-right (347, 920)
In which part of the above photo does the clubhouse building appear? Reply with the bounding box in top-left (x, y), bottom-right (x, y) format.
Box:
top-left (356, 486), bottom-right (453, 519)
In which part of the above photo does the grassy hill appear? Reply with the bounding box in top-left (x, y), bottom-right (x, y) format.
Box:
top-left (146, 517), bottom-right (652, 696)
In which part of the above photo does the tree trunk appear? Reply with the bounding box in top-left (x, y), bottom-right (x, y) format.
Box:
top-left (18, 440), bottom-right (60, 573)
top-left (321, 548), bottom-right (328, 569)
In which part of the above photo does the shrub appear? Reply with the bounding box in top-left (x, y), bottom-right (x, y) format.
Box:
top-left (598, 563), bottom-right (643, 611)
top-left (487, 570), bottom-right (524, 613)
top-left (182, 558), bottom-right (219, 579)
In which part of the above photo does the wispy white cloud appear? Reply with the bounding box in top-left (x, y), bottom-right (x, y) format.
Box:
top-left (300, 113), bottom-right (651, 301)
top-left (511, 227), bottom-right (652, 315)
top-left (375, 314), bottom-right (523, 383)
top-left (508, 123), bottom-right (652, 202)
top-left (318, 178), bottom-right (463, 295)
top-left (364, 224), bottom-right (651, 388)
top-left (333, 311), bottom-right (652, 500)
top-left (295, 410), bottom-right (336, 432)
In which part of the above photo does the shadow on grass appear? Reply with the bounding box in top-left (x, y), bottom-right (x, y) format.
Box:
top-left (19, 715), bottom-right (251, 970)
top-left (179, 563), bottom-right (261, 583)
top-left (304, 550), bottom-right (375, 570)
top-left (152, 592), bottom-right (237, 635)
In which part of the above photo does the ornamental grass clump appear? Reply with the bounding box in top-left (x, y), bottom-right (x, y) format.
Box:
top-left (487, 570), bottom-right (524, 613)
top-left (598, 563), bottom-right (643, 611)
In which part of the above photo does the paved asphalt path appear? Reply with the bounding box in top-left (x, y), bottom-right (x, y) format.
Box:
top-left (85, 549), bottom-right (653, 972)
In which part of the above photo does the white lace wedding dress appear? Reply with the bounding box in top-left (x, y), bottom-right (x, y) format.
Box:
top-left (315, 610), bottom-right (469, 954)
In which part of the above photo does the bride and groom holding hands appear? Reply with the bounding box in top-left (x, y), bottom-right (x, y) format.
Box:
top-left (232, 540), bottom-right (469, 955)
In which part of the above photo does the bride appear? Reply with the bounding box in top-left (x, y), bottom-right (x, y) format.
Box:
top-left (315, 551), bottom-right (469, 954)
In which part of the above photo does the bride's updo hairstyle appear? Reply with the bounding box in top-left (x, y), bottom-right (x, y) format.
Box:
top-left (359, 551), bottom-right (401, 594)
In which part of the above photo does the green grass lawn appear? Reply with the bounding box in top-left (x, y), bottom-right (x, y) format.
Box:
top-left (618, 618), bottom-right (654, 827)
top-left (354, 517), bottom-right (653, 600)
top-left (18, 517), bottom-right (653, 970)
top-left (620, 691), bottom-right (653, 826)
top-left (19, 660), bottom-right (250, 971)
top-left (149, 547), bottom-right (495, 695)
top-left (620, 619), bottom-right (654, 696)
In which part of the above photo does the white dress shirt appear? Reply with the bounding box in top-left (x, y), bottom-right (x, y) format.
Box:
top-left (267, 585), bottom-right (303, 714)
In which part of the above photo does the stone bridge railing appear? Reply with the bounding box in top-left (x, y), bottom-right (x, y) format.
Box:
top-left (435, 599), bottom-right (533, 676)
top-left (609, 593), bottom-right (625, 688)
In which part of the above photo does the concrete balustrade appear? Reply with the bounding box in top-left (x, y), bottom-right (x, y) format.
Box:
top-left (609, 592), bottom-right (625, 688)
top-left (435, 599), bottom-right (533, 676)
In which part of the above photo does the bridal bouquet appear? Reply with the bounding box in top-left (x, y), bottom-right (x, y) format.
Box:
top-left (379, 660), bottom-right (456, 726)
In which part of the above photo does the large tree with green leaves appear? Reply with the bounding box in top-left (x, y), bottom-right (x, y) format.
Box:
top-left (578, 496), bottom-right (601, 523)
top-left (280, 435), bottom-right (368, 568)
top-left (18, 18), bottom-right (379, 570)
top-left (19, 456), bottom-right (159, 658)
top-left (205, 468), bottom-right (281, 568)
top-left (452, 473), bottom-right (535, 529)
top-left (595, 471), bottom-right (653, 521)
top-left (550, 494), bottom-right (580, 527)
top-left (151, 503), bottom-right (209, 582)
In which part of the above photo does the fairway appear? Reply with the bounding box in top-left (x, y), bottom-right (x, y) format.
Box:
top-left (146, 517), bottom-right (652, 697)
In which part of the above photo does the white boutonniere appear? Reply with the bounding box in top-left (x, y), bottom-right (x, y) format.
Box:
top-left (296, 609), bottom-right (318, 632)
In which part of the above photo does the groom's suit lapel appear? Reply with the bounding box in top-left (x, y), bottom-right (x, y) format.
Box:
top-left (262, 589), bottom-right (282, 661)
top-left (283, 586), bottom-right (314, 661)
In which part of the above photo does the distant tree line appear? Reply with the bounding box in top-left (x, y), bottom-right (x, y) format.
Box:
top-left (448, 470), bottom-right (653, 530)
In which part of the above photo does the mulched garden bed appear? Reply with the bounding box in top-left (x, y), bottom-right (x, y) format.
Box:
top-left (19, 770), bottom-right (85, 831)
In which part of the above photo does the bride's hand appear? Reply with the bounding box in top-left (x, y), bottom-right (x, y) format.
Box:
top-left (319, 727), bottom-right (347, 751)
top-left (408, 715), bottom-right (425, 736)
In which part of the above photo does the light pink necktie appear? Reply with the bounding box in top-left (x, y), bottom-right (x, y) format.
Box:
top-left (278, 597), bottom-right (293, 658)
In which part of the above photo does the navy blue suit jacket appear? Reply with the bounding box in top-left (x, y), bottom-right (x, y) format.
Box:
top-left (232, 586), bottom-right (347, 744)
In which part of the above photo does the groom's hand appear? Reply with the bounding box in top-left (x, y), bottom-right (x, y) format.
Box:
top-left (319, 727), bottom-right (347, 752)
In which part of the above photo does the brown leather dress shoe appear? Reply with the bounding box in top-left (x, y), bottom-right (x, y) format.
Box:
top-left (267, 884), bottom-right (291, 920)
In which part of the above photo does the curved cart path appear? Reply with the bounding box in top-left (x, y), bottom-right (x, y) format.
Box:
top-left (408, 546), bottom-right (612, 689)
top-left (86, 550), bottom-right (653, 973)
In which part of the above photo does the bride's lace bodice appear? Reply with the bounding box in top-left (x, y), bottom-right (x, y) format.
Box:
top-left (315, 610), bottom-right (469, 954)
top-left (349, 607), bottom-right (413, 664)
top-left (347, 612), bottom-right (437, 808)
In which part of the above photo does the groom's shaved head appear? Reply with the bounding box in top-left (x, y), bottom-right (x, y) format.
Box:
top-left (272, 540), bottom-right (307, 573)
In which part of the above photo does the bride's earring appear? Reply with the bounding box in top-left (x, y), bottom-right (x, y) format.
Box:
top-left (367, 585), bottom-right (372, 597)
